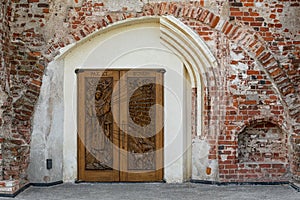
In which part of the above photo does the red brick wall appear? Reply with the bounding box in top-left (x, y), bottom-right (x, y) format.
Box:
top-left (238, 122), bottom-right (287, 163)
top-left (228, 0), bottom-right (299, 118)
top-left (0, 0), bottom-right (299, 193)
top-left (226, 0), bottom-right (299, 182)
top-left (0, 0), bottom-right (45, 190)
top-left (235, 122), bottom-right (288, 182)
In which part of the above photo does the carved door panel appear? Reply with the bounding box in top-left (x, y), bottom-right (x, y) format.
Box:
top-left (77, 69), bottom-right (163, 182)
top-left (77, 70), bottom-right (120, 181)
top-left (119, 70), bottom-right (164, 181)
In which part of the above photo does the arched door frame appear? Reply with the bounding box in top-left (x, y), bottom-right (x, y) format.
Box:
top-left (58, 16), bottom-right (217, 182)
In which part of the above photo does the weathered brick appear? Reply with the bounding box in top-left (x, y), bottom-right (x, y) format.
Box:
top-left (37, 4), bottom-right (49, 8)
top-left (210, 15), bottom-right (220, 28)
top-left (231, 2), bottom-right (243, 7)
top-left (0, 0), bottom-right (299, 192)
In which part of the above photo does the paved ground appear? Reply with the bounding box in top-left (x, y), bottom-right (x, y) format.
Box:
top-left (0, 183), bottom-right (298, 200)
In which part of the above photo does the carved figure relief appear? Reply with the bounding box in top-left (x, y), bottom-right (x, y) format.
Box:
top-left (85, 77), bottom-right (114, 170)
top-left (78, 69), bottom-right (163, 181)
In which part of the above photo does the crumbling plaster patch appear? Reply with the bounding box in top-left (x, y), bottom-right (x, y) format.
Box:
top-left (192, 137), bottom-right (218, 181)
top-left (42, 1), bottom-right (74, 42)
top-left (28, 60), bottom-right (64, 183)
top-left (203, 0), bottom-right (229, 17)
top-left (102, 0), bottom-right (188, 12)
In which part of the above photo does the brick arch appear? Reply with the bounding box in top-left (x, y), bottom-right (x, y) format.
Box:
top-left (234, 117), bottom-right (292, 175)
top-left (234, 119), bottom-right (290, 182)
top-left (235, 117), bottom-right (286, 135)
top-left (43, 1), bottom-right (298, 129)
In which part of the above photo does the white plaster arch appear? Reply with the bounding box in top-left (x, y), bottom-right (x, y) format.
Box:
top-left (160, 16), bottom-right (218, 136)
top-left (33, 16), bottom-right (218, 183)
top-left (58, 16), bottom-right (218, 136)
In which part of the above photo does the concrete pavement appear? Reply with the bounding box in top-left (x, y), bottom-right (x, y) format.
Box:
top-left (0, 183), bottom-right (298, 200)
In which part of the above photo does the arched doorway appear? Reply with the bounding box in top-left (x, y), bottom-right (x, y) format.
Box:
top-left (62, 16), bottom-right (217, 183)
top-left (28, 16), bottom-right (217, 184)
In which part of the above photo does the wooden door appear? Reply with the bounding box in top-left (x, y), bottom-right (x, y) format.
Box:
top-left (77, 70), bottom-right (120, 181)
top-left (119, 70), bottom-right (164, 181)
top-left (77, 69), bottom-right (164, 182)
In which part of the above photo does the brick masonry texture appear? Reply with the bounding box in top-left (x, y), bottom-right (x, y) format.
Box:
top-left (0, 0), bottom-right (299, 194)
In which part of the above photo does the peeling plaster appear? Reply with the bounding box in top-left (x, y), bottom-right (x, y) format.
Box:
top-left (220, 155), bottom-right (227, 162)
top-left (230, 50), bottom-right (245, 61)
top-left (204, 0), bottom-right (229, 17)
top-left (101, 0), bottom-right (187, 12)
top-left (43, 1), bottom-right (71, 42)
top-left (28, 60), bottom-right (64, 183)
top-left (102, 0), bottom-right (145, 12)
top-left (230, 62), bottom-right (248, 72)
top-left (192, 138), bottom-right (218, 181)
top-left (238, 0), bottom-right (299, 40)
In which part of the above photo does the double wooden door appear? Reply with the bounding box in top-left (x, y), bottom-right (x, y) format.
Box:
top-left (77, 69), bottom-right (164, 182)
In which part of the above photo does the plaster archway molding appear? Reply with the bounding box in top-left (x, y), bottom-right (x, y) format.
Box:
top-left (58, 15), bottom-right (219, 137)
top-left (54, 16), bottom-right (218, 182)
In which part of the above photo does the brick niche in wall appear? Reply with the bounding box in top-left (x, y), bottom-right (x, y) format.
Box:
top-left (237, 122), bottom-right (289, 182)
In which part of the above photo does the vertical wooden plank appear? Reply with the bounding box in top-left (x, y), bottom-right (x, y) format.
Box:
top-left (112, 71), bottom-right (120, 181)
top-left (77, 70), bottom-right (86, 181)
top-left (119, 70), bottom-right (128, 181)
top-left (155, 70), bottom-right (164, 180)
